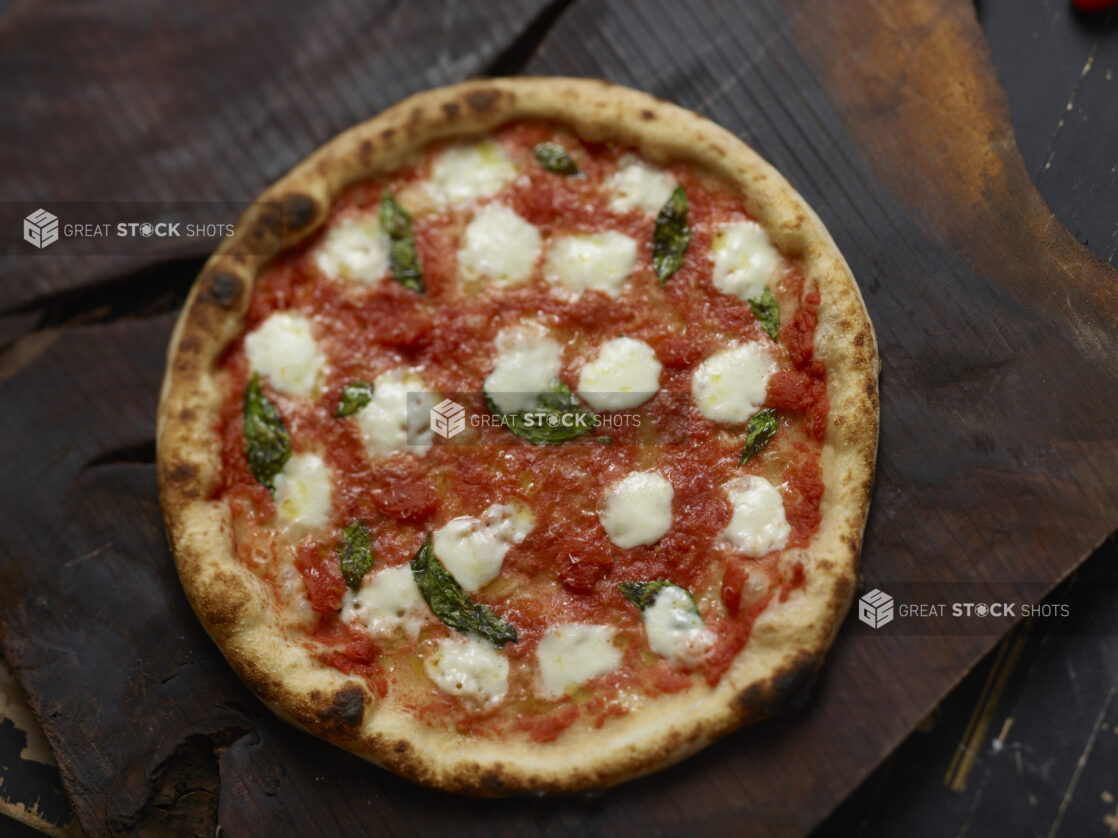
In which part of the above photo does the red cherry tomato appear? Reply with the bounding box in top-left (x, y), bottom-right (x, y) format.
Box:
top-left (1073, 0), bottom-right (1118, 11)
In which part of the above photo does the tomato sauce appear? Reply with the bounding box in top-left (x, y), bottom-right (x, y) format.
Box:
top-left (216, 121), bottom-right (828, 737)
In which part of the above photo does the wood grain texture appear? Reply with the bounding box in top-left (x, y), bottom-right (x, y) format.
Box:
top-left (0, 0), bottom-right (555, 311)
top-left (0, 0), bottom-right (1115, 836)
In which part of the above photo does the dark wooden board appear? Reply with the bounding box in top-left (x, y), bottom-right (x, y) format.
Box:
top-left (0, 1), bottom-right (1116, 836)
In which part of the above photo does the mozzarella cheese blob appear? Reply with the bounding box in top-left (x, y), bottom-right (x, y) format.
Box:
top-left (721, 475), bottom-right (791, 557)
top-left (543, 232), bottom-right (638, 298)
top-left (483, 326), bottom-right (563, 414)
top-left (313, 213), bottom-right (389, 284)
top-left (341, 565), bottom-right (427, 638)
top-left (605, 154), bottom-right (678, 215)
top-left (577, 337), bottom-right (662, 411)
top-left (711, 220), bottom-right (781, 302)
top-left (642, 585), bottom-right (715, 666)
top-left (691, 342), bottom-right (775, 424)
top-left (433, 503), bottom-right (534, 592)
top-left (425, 634), bottom-right (510, 706)
top-left (274, 453), bottom-right (332, 528)
top-left (599, 471), bottom-right (674, 549)
top-left (426, 140), bottom-right (518, 207)
top-left (353, 368), bottom-right (438, 456)
top-left (244, 312), bottom-right (325, 399)
top-left (457, 203), bottom-right (542, 286)
top-left (536, 623), bottom-right (622, 698)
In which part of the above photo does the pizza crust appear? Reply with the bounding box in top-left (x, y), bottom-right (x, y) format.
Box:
top-left (157, 77), bottom-right (879, 794)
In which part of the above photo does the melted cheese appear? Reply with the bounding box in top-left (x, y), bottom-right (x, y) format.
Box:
top-left (244, 311), bottom-right (325, 399)
top-left (274, 453), bottom-right (332, 528)
top-left (535, 623), bottom-right (621, 698)
top-left (353, 368), bottom-right (438, 456)
top-left (605, 154), bottom-right (678, 214)
top-left (483, 326), bottom-right (562, 414)
top-left (313, 213), bottom-right (389, 284)
top-left (721, 475), bottom-right (791, 557)
top-left (643, 585), bottom-right (715, 666)
top-left (543, 232), bottom-right (637, 298)
top-left (457, 203), bottom-right (542, 286)
top-left (341, 565), bottom-right (427, 638)
top-left (577, 336), bottom-right (662, 411)
top-left (711, 220), bottom-right (780, 302)
top-left (425, 634), bottom-right (509, 706)
top-left (426, 140), bottom-right (518, 207)
top-left (691, 342), bottom-right (774, 424)
top-left (432, 503), bottom-right (534, 592)
top-left (599, 471), bottom-right (674, 549)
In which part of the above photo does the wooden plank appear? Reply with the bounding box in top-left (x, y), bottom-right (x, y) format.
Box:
top-left (0, 0), bottom-right (1115, 836)
top-left (0, 0), bottom-right (555, 311)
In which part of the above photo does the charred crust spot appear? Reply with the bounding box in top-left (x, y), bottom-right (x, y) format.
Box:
top-left (443, 102), bottom-right (461, 119)
top-left (393, 740), bottom-right (409, 754)
top-left (318, 684), bottom-right (367, 729)
top-left (736, 653), bottom-right (820, 718)
top-left (360, 139), bottom-right (374, 160)
top-left (178, 407), bottom-right (195, 423)
top-left (381, 128), bottom-right (396, 143)
top-left (253, 205), bottom-right (283, 240)
top-left (200, 271), bottom-right (243, 309)
top-left (640, 108), bottom-right (655, 120)
top-left (179, 336), bottom-right (202, 355)
top-left (282, 193), bottom-right (318, 232)
top-left (864, 378), bottom-right (876, 398)
top-left (202, 571), bottom-right (249, 627)
top-left (167, 462), bottom-right (198, 484)
top-left (853, 330), bottom-right (867, 348)
top-left (479, 769), bottom-right (507, 793)
top-left (465, 89), bottom-right (500, 112)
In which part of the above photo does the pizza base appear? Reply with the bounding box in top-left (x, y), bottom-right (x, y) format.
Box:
top-left (156, 77), bottom-right (879, 794)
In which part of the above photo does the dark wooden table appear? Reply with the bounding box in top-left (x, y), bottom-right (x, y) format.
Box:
top-left (0, 1), bottom-right (1115, 836)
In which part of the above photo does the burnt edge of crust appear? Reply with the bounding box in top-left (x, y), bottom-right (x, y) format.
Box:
top-left (317, 684), bottom-right (368, 730)
top-left (735, 651), bottom-right (823, 720)
top-left (282, 193), bottom-right (319, 234)
top-left (199, 271), bottom-right (244, 309)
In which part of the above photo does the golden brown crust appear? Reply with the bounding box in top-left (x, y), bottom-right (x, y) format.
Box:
top-left (156, 77), bottom-right (879, 794)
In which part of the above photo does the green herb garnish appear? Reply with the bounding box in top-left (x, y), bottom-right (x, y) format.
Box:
top-left (334, 380), bottom-right (373, 417)
top-left (482, 382), bottom-right (595, 445)
top-left (243, 372), bottom-right (291, 494)
top-left (338, 522), bottom-right (373, 591)
top-left (379, 192), bottom-right (424, 294)
top-left (652, 186), bottom-right (690, 285)
top-left (411, 535), bottom-right (518, 647)
top-left (740, 408), bottom-right (778, 464)
top-left (748, 287), bottom-right (779, 341)
top-left (620, 580), bottom-right (700, 614)
top-left (533, 142), bottom-right (579, 175)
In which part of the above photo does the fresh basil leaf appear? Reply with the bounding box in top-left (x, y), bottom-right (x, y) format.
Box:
top-left (338, 522), bottom-right (373, 591)
top-left (740, 408), bottom-right (778, 464)
top-left (411, 534), bottom-right (519, 647)
top-left (620, 580), bottom-right (700, 614)
top-left (334, 380), bottom-right (373, 417)
top-left (482, 381), bottom-right (595, 445)
top-left (748, 287), bottom-right (780, 341)
top-left (243, 372), bottom-right (291, 494)
top-left (652, 186), bottom-right (690, 285)
top-left (379, 192), bottom-right (425, 294)
top-left (533, 142), bottom-right (580, 175)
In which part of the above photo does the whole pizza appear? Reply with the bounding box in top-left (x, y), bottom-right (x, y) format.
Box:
top-left (157, 78), bottom-right (878, 793)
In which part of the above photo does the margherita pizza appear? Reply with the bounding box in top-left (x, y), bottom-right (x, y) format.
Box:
top-left (157, 78), bottom-right (878, 793)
